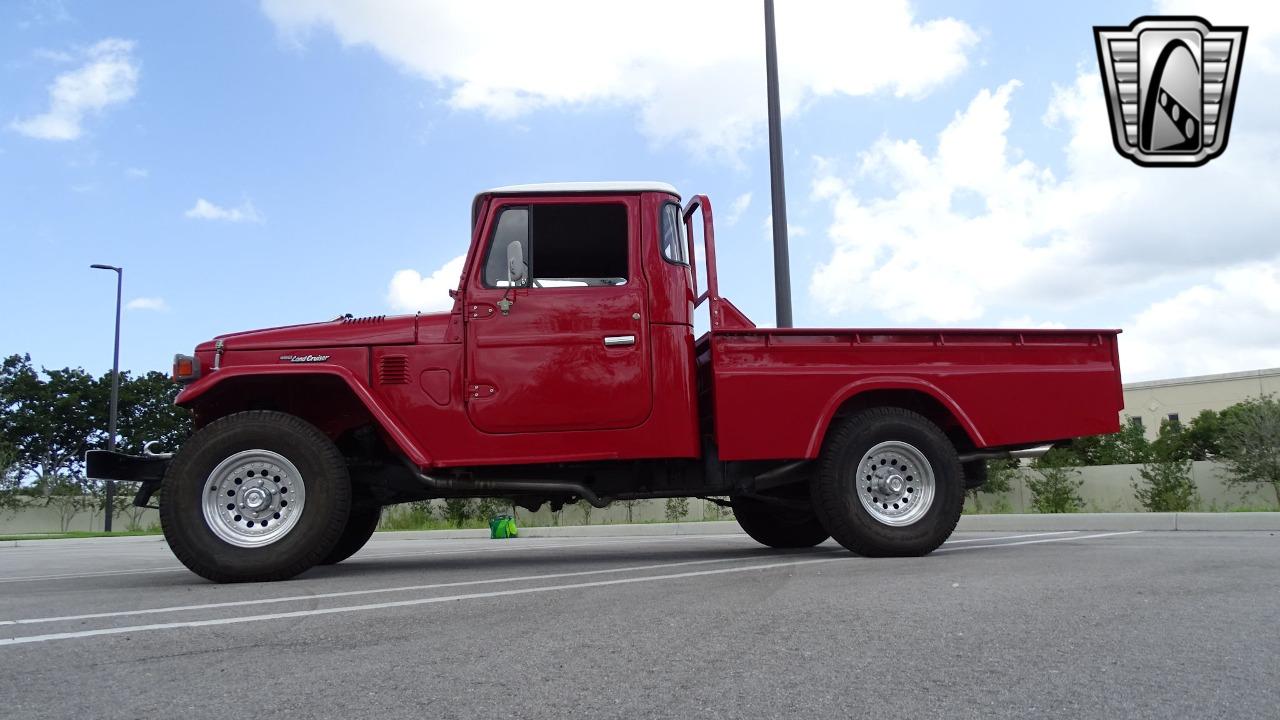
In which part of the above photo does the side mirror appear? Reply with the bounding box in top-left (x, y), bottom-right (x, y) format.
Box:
top-left (506, 240), bottom-right (526, 286)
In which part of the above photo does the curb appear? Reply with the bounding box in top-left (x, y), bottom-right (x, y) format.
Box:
top-left (0, 534), bottom-right (168, 549)
top-left (957, 512), bottom-right (1280, 532)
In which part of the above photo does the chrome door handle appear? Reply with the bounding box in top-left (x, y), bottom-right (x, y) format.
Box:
top-left (603, 335), bottom-right (636, 347)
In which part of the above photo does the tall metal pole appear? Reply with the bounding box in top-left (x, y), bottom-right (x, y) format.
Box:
top-left (763, 0), bottom-right (793, 328)
top-left (91, 264), bottom-right (122, 532)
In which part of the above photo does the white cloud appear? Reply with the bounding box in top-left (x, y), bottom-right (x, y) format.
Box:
top-left (723, 192), bottom-right (752, 226)
top-left (125, 167), bottom-right (148, 179)
top-left (387, 255), bottom-right (466, 313)
top-left (997, 317), bottom-right (1066, 330)
top-left (9, 39), bottom-right (138, 141)
top-left (808, 0), bottom-right (1280, 377)
top-left (126, 297), bottom-right (169, 312)
top-left (1122, 265), bottom-right (1280, 380)
top-left (260, 0), bottom-right (977, 158)
top-left (184, 198), bottom-right (262, 223)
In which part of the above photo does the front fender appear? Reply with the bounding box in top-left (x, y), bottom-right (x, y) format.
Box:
top-left (176, 364), bottom-right (431, 466)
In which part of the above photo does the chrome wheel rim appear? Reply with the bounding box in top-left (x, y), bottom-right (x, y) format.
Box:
top-left (856, 440), bottom-right (934, 526)
top-left (201, 449), bottom-right (306, 548)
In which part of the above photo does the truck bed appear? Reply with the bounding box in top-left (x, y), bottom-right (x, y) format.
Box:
top-left (703, 327), bottom-right (1123, 462)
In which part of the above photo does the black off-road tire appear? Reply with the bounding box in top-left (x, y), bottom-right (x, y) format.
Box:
top-left (159, 411), bottom-right (352, 583)
top-left (732, 494), bottom-right (830, 548)
top-left (319, 504), bottom-right (382, 565)
top-left (811, 407), bottom-right (964, 557)
top-left (963, 460), bottom-right (987, 490)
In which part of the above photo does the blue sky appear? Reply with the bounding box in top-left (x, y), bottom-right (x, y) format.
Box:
top-left (2, 0), bottom-right (1278, 382)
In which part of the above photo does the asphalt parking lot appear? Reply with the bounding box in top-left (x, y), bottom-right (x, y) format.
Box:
top-left (2, 530), bottom-right (1278, 719)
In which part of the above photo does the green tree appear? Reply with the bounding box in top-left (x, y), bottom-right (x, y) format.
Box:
top-left (966, 458), bottom-right (1017, 512)
top-left (0, 354), bottom-right (108, 485)
top-left (1027, 449), bottom-right (1084, 513)
top-left (575, 498), bottom-right (594, 525)
top-left (1219, 395), bottom-right (1280, 508)
top-left (0, 444), bottom-right (23, 516)
top-left (1068, 421), bottom-right (1152, 466)
top-left (620, 499), bottom-right (643, 524)
top-left (439, 498), bottom-right (476, 528)
top-left (664, 497), bottom-right (689, 522)
top-left (474, 497), bottom-right (506, 521)
top-left (31, 474), bottom-right (92, 532)
top-left (116, 370), bottom-right (192, 454)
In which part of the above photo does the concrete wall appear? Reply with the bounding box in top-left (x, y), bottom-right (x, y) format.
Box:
top-left (3, 463), bottom-right (1275, 534)
top-left (965, 461), bottom-right (1278, 514)
top-left (381, 497), bottom-right (732, 529)
top-left (0, 498), bottom-right (160, 535)
top-left (1121, 367), bottom-right (1280, 438)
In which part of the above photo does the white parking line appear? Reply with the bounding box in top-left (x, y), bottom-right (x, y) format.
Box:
top-left (0, 534), bottom-right (751, 584)
top-left (2, 551), bottom-right (825, 626)
top-left (0, 530), bottom-right (1145, 646)
top-left (936, 530), bottom-right (1142, 552)
top-left (943, 531), bottom-right (1077, 544)
top-left (0, 557), bottom-right (847, 646)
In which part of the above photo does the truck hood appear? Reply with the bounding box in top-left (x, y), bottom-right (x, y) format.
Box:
top-left (197, 313), bottom-right (452, 352)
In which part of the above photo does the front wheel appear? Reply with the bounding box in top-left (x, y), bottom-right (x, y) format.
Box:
top-left (159, 410), bottom-right (352, 583)
top-left (811, 407), bottom-right (963, 557)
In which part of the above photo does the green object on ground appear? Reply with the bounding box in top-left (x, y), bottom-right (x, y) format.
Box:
top-left (489, 514), bottom-right (518, 539)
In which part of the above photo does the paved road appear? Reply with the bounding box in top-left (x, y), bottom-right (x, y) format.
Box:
top-left (2, 530), bottom-right (1277, 719)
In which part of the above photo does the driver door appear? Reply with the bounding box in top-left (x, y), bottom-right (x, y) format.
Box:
top-left (464, 197), bottom-right (652, 434)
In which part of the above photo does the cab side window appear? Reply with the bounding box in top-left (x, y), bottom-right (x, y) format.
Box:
top-left (660, 203), bottom-right (688, 265)
top-left (483, 207), bottom-right (529, 287)
top-left (482, 203), bottom-right (628, 288)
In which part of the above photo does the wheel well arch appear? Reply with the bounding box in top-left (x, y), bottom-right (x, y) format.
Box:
top-left (807, 385), bottom-right (983, 457)
top-left (179, 369), bottom-right (429, 465)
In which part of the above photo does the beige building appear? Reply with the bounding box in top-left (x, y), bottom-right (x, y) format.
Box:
top-left (1121, 367), bottom-right (1280, 438)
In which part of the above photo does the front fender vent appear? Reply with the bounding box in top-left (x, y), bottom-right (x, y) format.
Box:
top-left (378, 354), bottom-right (409, 385)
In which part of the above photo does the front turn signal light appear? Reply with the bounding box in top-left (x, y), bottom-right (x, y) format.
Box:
top-left (173, 354), bottom-right (199, 383)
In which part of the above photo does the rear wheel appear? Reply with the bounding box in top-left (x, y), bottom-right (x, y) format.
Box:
top-left (732, 494), bottom-right (830, 548)
top-left (159, 410), bottom-right (352, 583)
top-left (811, 407), bottom-right (963, 556)
top-left (319, 504), bottom-right (382, 565)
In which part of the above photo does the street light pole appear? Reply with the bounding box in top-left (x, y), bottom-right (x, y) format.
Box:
top-left (763, 0), bottom-right (793, 328)
top-left (90, 263), bottom-right (122, 532)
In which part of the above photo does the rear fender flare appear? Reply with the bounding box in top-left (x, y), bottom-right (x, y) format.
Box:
top-left (175, 364), bottom-right (431, 466)
top-left (805, 377), bottom-right (985, 458)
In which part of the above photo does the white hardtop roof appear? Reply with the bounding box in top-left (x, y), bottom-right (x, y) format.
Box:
top-left (482, 181), bottom-right (679, 197)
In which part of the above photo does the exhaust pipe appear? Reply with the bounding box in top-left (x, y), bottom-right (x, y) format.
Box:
top-left (398, 457), bottom-right (609, 508)
top-left (956, 444), bottom-right (1055, 464)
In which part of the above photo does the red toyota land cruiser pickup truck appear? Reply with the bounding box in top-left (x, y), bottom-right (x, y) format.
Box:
top-left (89, 182), bottom-right (1123, 583)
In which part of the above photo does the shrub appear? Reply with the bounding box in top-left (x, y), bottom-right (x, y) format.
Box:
top-left (966, 458), bottom-right (1016, 512)
top-left (664, 497), bottom-right (689, 522)
top-left (1027, 450), bottom-right (1084, 513)
top-left (439, 498), bottom-right (476, 528)
top-left (1132, 459), bottom-right (1197, 512)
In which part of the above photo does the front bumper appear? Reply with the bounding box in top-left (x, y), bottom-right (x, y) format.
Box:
top-left (86, 450), bottom-right (170, 507)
